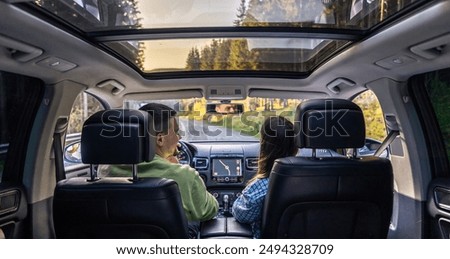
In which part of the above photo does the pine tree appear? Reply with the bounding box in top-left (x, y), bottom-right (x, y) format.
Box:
top-left (185, 47), bottom-right (201, 70)
top-left (214, 40), bottom-right (232, 70)
top-left (234, 0), bottom-right (247, 26)
top-left (229, 39), bottom-right (251, 70)
top-left (200, 46), bottom-right (213, 70)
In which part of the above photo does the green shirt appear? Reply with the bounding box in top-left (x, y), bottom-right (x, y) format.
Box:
top-left (108, 155), bottom-right (218, 222)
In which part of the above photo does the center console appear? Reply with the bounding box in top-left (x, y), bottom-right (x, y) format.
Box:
top-left (209, 156), bottom-right (248, 216)
top-left (200, 216), bottom-right (253, 238)
top-left (192, 143), bottom-right (259, 238)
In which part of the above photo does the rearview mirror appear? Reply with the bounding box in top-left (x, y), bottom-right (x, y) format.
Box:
top-left (206, 103), bottom-right (244, 114)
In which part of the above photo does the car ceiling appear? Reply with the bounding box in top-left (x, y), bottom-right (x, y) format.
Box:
top-left (1, 0), bottom-right (450, 107)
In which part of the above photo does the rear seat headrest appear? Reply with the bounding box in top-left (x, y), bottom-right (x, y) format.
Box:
top-left (81, 109), bottom-right (155, 164)
top-left (295, 99), bottom-right (365, 149)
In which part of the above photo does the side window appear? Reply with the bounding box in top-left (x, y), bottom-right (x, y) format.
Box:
top-left (353, 90), bottom-right (387, 142)
top-left (67, 92), bottom-right (104, 135)
top-left (65, 92), bottom-right (104, 163)
top-left (0, 71), bottom-right (43, 182)
top-left (423, 70), bottom-right (450, 164)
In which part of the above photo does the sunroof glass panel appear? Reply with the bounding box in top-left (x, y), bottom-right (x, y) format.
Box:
top-left (104, 38), bottom-right (349, 73)
top-left (34, 0), bottom-right (424, 32)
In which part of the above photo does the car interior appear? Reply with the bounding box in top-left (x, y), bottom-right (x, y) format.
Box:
top-left (260, 99), bottom-right (394, 238)
top-left (53, 109), bottom-right (190, 239)
top-left (0, 0), bottom-right (449, 239)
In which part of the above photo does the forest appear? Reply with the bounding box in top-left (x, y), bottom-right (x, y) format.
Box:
top-left (183, 0), bottom-right (409, 73)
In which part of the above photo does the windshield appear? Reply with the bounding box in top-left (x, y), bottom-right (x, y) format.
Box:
top-left (124, 97), bottom-right (303, 142)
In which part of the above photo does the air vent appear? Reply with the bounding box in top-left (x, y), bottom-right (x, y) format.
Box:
top-left (194, 158), bottom-right (208, 170)
top-left (246, 158), bottom-right (258, 170)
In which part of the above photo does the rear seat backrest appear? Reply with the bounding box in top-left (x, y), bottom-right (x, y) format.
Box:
top-left (53, 109), bottom-right (189, 239)
top-left (261, 99), bottom-right (393, 239)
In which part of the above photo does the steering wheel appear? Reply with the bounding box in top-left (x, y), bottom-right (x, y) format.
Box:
top-left (177, 140), bottom-right (193, 166)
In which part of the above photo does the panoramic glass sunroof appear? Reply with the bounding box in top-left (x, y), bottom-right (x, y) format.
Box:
top-left (104, 38), bottom-right (349, 73)
top-left (34, 0), bottom-right (422, 31)
top-left (32, 0), bottom-right (425, 75)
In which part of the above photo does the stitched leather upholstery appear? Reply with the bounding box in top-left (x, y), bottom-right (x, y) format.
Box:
top-left (261, 99), bottom-right (393, 238)
top-left (53, 109), bottom-right (188, 239)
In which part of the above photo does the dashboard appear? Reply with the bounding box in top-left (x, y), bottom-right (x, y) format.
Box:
top-left (177, 141), bottom-right (259, 215)
top-left (176, 138), bottom-right (386, 215)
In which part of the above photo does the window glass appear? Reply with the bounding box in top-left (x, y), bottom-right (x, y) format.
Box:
top-left (353, 90), bottom-right (387, 141)
top-left (64, 92), bottom-right (104, 168)
top-left (104, 38), bottom-right (349, 74)
top-left (67, 92), bottom-right (104, 135)
top-left (34, 0), bottom-right (422, 31)
top-left (424, 70), bottom-right (450, 163)
top-left (33, 0), bottom-right (423, 76)
top-left (0, 71), bottom-right (43, 182)
top-left (124, 97), bottom-right (303, 142)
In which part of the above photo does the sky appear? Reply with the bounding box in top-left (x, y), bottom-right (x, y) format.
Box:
top-left (142, 39), bottom-right (213, 71)
top-left (136, 0), bottom-right (241, 71)
top-left (136, 0), bottom-right (242, 28)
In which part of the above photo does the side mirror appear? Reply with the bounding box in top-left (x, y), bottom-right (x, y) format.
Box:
top-left (64, 141), bottom-right (82, 164)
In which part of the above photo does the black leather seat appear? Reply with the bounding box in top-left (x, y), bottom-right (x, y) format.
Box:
top-left (261, 99), bottom-right (393, 239)
top-left (53, 109), bottom-right (189, 238)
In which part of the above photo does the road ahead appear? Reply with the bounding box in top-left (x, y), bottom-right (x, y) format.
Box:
top-left (178, 118), bottom-right (258, 142)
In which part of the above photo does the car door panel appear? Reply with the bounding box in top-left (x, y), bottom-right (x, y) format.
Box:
top-left (0, 185), bottom-right (28, 238)
top-left (428, 178), bottom-right (450, 238)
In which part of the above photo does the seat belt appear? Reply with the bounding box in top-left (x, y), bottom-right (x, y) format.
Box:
top-left (374, 130), bottom-right (400, 157)
top-left (53, 117), bottom-right (68, 182)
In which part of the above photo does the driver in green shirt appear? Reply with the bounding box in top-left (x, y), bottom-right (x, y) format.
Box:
top-left (108, 103), bottom-right (218, 237)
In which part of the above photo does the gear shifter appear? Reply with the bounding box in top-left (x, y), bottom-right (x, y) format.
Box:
top-left (222, 194), bottom-right (231, 216)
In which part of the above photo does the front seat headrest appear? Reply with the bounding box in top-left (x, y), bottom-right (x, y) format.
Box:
top-left (295, 99), bottom-right (365, 149)
top-left (81, 109), bottom-right (155, 165)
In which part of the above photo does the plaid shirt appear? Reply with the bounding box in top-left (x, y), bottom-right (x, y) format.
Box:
top-left (232, 178), bottom-right (269, 238)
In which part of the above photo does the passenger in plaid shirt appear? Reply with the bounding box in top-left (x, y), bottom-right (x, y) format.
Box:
top-left (232, 116), bottom-right (297, 238)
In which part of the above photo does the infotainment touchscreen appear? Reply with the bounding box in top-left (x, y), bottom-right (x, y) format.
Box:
top-left (212, 158), bottom-right (242, 178)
